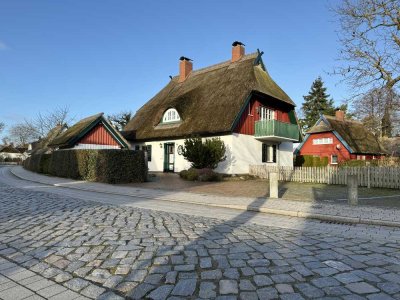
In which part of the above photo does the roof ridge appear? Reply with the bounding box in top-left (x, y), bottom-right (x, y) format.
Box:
top-left (324, 114), bottom-right (362, 124)
top-left (172, 52), bottom-right (258, 79)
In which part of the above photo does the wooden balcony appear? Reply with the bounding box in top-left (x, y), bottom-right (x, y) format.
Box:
top-left (255, 120), bottom-right (299, 141)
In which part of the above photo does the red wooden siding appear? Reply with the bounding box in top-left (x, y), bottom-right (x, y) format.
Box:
top-left (298, 132), bottom-right (351, 163)
top-left (234, 97), bottom-right (291, 135)
top-left (78, 124), bottom-right (120, 146)
top-left (298, 132), bottom-right (383, 163)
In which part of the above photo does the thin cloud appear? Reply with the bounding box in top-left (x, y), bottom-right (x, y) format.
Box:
top-left (0, 41), bottom-right (9, 50)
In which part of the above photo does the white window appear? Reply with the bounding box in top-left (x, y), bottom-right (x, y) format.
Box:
top-left (260, 106), bottom-right (274, 121)
top-left (162, 108), bottom-right (181, 123)
top-left (313, 137), bottom-right (333, 145)
top-left (331, 155), bottom-right (338, 164)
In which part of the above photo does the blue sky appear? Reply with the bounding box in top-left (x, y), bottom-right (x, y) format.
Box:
top-left (0, 0), bottom-right (346, 137)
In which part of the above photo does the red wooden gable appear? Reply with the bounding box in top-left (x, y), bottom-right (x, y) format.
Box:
top-left (77, 124), bottom-right (120, 146)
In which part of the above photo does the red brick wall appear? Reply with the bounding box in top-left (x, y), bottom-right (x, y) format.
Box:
top-left (78, 124), bottom-right (119, 146)
top-left (234, 97), bottom-right (291, 135)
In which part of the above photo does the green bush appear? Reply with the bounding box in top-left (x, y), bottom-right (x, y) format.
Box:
top-left (295, 155), bottom-right (328, 167)
top-left (180, 136), bottom-right (226, 169)
top-left (24, 149), bottom-right (147, 184)
top-left (179, 168), bottom-right (222, 182)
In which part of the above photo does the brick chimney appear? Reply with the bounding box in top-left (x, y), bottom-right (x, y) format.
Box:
top-left (179, 56), bottom-right (192, 82)
top-left (232, 41), bottom-right (245, 62)
top-left (335, 109), bottom-right (345, 121)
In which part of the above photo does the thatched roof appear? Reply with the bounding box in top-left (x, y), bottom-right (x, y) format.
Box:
top-left (30, 124), bottom-right (67, 155)
top-left (308, 115), bottom-right (385, 155)
top-left (123, 52), bottom-right (295, 141)
top-left (0, 145), bottom-right (21, 154)
top-left (48, 113), bottom-right (129, 149)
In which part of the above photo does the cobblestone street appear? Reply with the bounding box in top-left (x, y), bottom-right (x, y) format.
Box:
top-left (1, 177), bottom-right (400, 299)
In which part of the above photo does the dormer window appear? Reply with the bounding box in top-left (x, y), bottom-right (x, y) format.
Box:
top-left (162, 108), bottom-right (181, 123)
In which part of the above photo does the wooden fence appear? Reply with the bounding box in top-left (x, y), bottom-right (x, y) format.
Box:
top-left (249, 165), bottom-right (400, 189)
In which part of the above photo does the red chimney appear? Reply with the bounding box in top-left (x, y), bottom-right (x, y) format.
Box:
top-left (232, 41), bottom-right (245, 62)
top-left (179, 56), bottom-right (192, 82)
top-left (335, 109), bottom-right (345, 121)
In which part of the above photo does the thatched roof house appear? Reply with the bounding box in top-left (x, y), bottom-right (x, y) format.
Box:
top-left (122, 42), bottom-right (299, 174)
top-left (123, 49), bottom-right (296, 141)
top-left (296, 110), bottom-right (385, 164)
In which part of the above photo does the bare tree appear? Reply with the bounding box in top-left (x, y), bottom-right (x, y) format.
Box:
top-left (0, 122), bottom-right (4, 135)
top-left (8, 123), bottom-right (37, 146)
top-left (107, 110), bottom-right (132, 131)
top-left (25, 106), bottom-right (73, 138)
top-left (353, 87), bottom-right (400, 137)
top-left (334, 0), bottom-right (400, 92)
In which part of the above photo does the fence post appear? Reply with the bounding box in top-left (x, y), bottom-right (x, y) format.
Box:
top-left (367, 166), bottom-right (370, 189)
top-left (347, 175), bottom-right (358, 206)
top-left (269, 172), bottom-right (279, 198)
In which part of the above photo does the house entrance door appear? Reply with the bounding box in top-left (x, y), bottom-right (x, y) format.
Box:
top-left (163, 143), bottom-right (175, 172)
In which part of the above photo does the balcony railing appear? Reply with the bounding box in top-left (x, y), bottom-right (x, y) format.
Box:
top-left (255, 119), bottom-right (299, 141)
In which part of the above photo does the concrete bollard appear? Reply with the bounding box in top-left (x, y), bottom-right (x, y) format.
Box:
top-left (269, 172), bottom-right (279, 198)
top-left (347, 175), bottom-right (358, 206)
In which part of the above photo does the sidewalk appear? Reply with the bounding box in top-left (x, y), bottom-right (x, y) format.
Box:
top-left (11, 166), bottom-right (400, 228)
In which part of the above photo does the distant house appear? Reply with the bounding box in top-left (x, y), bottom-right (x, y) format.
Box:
top-left (48, 113), bottom-right (129, 150)
top-left (295, 110), bottom-right (385, 164)
top-left (0, 145), bottom-right (24, 161)
top-left (123, 42), bottom-right (301, 174)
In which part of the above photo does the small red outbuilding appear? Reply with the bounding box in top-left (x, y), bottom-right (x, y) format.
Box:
top-left (295, 110), bottom-right (385, 164)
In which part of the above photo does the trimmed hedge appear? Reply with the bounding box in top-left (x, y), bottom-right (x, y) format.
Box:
top-left (295, 155), bottom-right (329, 167)
top-left (23, 149), bottom-right (147, 184)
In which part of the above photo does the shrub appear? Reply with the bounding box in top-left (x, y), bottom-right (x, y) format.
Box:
top-left (295, 155), bottom-right (328, 167)
top-left (179, 168), bottom-right (222, 182)
top-left (24, 149), bottom-right (147, 184)
top-left (180, 136), bottom-right (226, 169)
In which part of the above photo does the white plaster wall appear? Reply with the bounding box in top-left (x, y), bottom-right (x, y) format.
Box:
top-left (0, 153), bottom-right (24, 160)
top-left (230, 134), bottom-right (294, 174)
top-left (278, 142), bottom-right (294, 167)
top-left (131, 134), bottom-right (294, 174)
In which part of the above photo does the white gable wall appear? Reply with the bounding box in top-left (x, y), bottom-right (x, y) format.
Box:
top-left (132, 133), bottom-right (293, 174)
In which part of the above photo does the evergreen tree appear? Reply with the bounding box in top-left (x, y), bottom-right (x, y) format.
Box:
top-left (301, 77), bottom-right (335, 131)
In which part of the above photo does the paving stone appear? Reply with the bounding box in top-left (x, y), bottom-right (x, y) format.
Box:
top-left (257, 287), bottom-right (278, 299)
top-left (346, 282), bottom-right (380, 294)
top-left (271, 273), bottom-right (295, 284)
top-left (37, 284), bottom-right (67, 297)
top-left (64, 278), bottom-right (90, 291)
top-left (311, 277), bottom-right (341, 288)
top-left (127, 269), bottom-right (147, 282)
top-left (334, 272), bottom-right (362, 284)
top-left (96, 291), bottom-right (125, 300)
top-left (239, 279), bottom-right (256, 291)
top-left (199, 282), bottom-right (216, 299)
top-left (295, 283), bottom-right (325, 298)
top-left (377, 282), bottom-right (400, 294)
top-left (201, 269), bottom-right (222, 280)
top-left (171, 279), bottom-right (197, 296)
top-left (253, 274), bottom-right (273, 286)
top-left (165, 271), bottom-right (178, 284)
top-left (239, 291), bottom-right (258, 300)
top-left (128, 282), bottom-right (155, 299)
top-left (80, 284), bottom-right (106, 299)
top-left (276, 283), bottom-right (294, 294)
top-left (147, 284), bottom-right (174, 300)
top-left (367, 293), bottom-right (396, 300)
top-left (219, 279), bottom-right (238, 294)
top-left (200, 257), bottom-right (212, 269)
